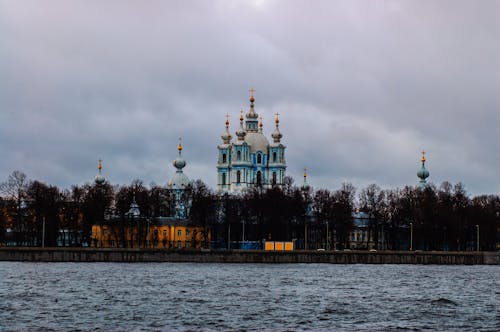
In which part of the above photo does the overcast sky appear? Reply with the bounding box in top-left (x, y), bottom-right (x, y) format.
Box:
top-left (0, 0), bottom-right (498, 195)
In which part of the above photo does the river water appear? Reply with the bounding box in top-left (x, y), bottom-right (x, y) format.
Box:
top-left (0, 263), bottom-right (498, 331)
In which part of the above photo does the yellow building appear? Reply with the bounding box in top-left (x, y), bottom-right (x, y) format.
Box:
top-left (91, 220), bottom-right (210, 249)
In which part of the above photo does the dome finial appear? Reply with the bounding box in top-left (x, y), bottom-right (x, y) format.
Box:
top-left (259, 115), bottom-right (263, 132)
top-left (177, 137), bottom-right (183, 155)
top-left (275, 112), bottom-right (280, 124)
top-left (225, 113), bottom-right (230, 127)
top-left (302, 167), bottom-right (310, 191)
top-left (421, 150), bottom-right (426, 163)
top-left (240, 109), bottom-right (244, 122)
top-left (249, 87), bottom-right (255, 103)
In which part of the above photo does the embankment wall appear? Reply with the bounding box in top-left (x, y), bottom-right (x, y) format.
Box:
top-left (0, 248), bottom-right (498, 264)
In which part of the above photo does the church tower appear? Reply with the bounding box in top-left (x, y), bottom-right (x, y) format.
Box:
top-left (167, 139), bottom-right (190, 218)
top-left (217, 90), bottom-right (287, 192)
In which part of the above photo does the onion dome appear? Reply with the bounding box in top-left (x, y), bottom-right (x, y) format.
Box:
top-left (127, 193), bottom-right (141, 217)
top-left (246, 88), bottom-right (258, 120)
top-left (95, 159), bottom-right (105, 184)
top-left (417, 150), bottom-right (430, 187)
top-left (271, 112), bottom-right (283, 143)
top-left (236, 110), bottom-right (247, 141)
top-left (221, 113), bottom-right (232, 144)
top-left (168, 139), bottom-right (190, 190)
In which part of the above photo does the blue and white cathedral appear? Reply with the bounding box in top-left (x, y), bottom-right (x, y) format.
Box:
top-left (217, 91), bottom-right (286, 192)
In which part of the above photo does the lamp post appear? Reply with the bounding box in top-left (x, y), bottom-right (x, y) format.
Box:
top-left (410, 222), bottom-right (413, 251)
top-left (476, 224), bottom-right (479, 252)
top-left (42, 217), bottom-right (45, 248)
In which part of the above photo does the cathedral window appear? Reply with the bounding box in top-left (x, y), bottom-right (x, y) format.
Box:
top-left (222, 153), bottom-right (227, 163)
top-left (272, 152), bottom-right (277, 162)
top-left (256, 171), bottom-right (262, 186)
top-left (272, 172), bottom-right (277, 185)
top-left (257, 154), bottom-right (262, 164)
top-left (237, 150), bottom-right (241, 161)
top-left (222, 173), bottom-right (226, 185)
top-left (237, 171), bottom-right (241, 184)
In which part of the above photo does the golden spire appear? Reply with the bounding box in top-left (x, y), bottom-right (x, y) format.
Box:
top-left (249, 87), bottom-right (255, 103)
top-left (177, 137), bottom-right (183, 152)
top-left (225, 113), bottom-right (229, 127)
top-left (303, 168), bottom-right (307, 178)
top-left (240, 109), bottom-right (244, 122)
top-left (98, 158), bottom-right (103, 171)
top-left (275, 112), bottom-right (280, 124)
top-left (421, 150), bottom-right (426, 163)
top-left (259, 115), bottom-right (263, 128)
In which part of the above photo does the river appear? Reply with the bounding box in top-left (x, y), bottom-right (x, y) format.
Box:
top-left (0, 263), bottom-right (497, 331)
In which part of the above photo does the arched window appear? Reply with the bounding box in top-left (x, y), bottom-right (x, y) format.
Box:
top-left (237, 150), bottom-right (241, 161)
top-left (257, 154), bottom-right (262, 164)
top-left (222, 153), bottom-right (227, 163)
top-left (236, 171), bottom-right (241, 184)
top-left (272, 172), bottom-right (277, 185)
top-left (256, 171), bottom-right (262, 187)
top-left (222, 173), bottom-right (226, 185)
top-left (272, 152), bottom-right (277, 162)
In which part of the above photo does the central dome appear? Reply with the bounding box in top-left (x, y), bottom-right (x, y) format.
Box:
top-left (245, 132), bottom-right (269, 153)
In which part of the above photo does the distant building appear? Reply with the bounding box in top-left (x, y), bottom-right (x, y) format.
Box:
top-left (217, 91), bottom-right (286, 192)
top-left (349, 211), bottom-right (386, 250)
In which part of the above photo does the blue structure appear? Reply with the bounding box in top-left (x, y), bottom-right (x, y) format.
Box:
top-left (167, 140), bottom-right (190, 218)
top-left (217, 90), bottom-right (286, 192)
top-left (417, 150), bottom-right (430, 188)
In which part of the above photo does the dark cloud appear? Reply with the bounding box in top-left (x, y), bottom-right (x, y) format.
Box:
top-left (0, 0), bottom-right (498, 195)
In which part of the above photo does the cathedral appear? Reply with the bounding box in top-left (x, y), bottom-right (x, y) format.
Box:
top-left (217, 91), bottom-right (286, 192)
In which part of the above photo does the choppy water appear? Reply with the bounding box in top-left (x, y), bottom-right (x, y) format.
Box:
top-left (0, 263), bottom-right (498, 331)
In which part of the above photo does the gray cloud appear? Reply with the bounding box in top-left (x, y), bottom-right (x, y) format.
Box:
top-left (0, 0), bottom-right (498, 195)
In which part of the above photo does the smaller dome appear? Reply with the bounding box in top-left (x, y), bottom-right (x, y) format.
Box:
top-left (95, 174), bottom-right (105, 185)
top-left (173, 157), bottom-right (186, 170)
top-left (417, 165), bottom-right (429, 180)
top-left (271, 127), bottom-right (282, 143)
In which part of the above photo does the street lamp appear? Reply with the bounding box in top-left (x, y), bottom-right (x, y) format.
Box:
top-left (410, 222), bottom-right (413, 251)
top-left (476, 224), bottom-right (479, 252)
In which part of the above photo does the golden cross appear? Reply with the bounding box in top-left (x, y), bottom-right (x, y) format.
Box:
top-left (249, 88), bottom-right (256, 96)
top-left (422, 150), bottom-right (426, 157)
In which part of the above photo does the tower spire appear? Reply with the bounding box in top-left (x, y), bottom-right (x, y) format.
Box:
top-left (245, 88), bottom-right (258, 132)
top-left (236, 109), bottom-right (247, 140)
top-left (301, 167), bottom-right (310, 192)
top-left (95, 158), bottom-right (105, 184)
top-left (417, 150), bottom-right (430, 188)
top-left (173, 138), bottom-right (186, 172)
top-left (271, 112), bottom-right (283, 143)
top-left (221, 113), bottom-right (232, 144)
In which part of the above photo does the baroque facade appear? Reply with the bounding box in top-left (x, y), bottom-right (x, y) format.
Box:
top-left (217, 92), bottom-right (286, 192)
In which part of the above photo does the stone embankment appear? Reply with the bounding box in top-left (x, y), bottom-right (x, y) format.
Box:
top-left (0, 248), bottom-right (498, 264)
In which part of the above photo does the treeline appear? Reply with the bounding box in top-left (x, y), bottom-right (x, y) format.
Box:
top-left (0, 171), bottom-right (498, 250)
